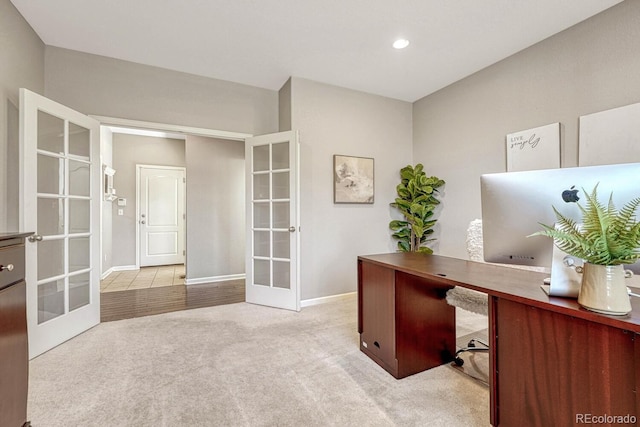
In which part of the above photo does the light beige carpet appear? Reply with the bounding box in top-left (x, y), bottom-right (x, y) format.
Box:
top-left (28, 295), bottom-right (490, 426)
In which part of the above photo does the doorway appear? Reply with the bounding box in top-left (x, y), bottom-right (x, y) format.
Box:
top-left (97, 117), bottom-right (300, 313)
top-left (104, 128), bottom-right (186, 274)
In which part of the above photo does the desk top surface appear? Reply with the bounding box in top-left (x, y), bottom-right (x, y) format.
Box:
top-left (358, 252), bottom-right (640, 333)
top-left (0, 232), bottom-right (33, 241)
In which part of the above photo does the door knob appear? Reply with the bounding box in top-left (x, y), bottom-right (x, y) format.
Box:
top-left (28, 234), bottom-right (43, 242)
top-left (141, 220), bottom-right (146, 224)
top-left (289, 226), bottom-right (296, 232)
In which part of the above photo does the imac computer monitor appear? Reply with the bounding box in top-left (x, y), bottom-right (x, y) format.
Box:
top-left (480, 162), bottom-right (640, 274)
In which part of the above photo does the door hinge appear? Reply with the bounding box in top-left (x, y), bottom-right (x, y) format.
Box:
top-left (183, 177), bottom-right (186, 183)
top-left (183, 250), bottom-right (186, 256)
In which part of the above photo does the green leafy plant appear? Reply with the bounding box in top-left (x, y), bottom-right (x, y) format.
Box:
top-left (389, 164), bottom-right (445, 253)
top-left (530, 185), bottom-right (640, 266)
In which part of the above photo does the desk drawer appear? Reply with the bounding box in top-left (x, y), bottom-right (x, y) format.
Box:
top-left (0, 245), bottom-right (25, 290)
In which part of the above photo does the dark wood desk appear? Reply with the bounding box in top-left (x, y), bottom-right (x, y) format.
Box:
top-left (358, 253), bottom-right (640, 427)
top-left (0, 233), bottom-right (32, 427)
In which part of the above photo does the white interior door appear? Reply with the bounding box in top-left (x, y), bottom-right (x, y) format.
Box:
top-left (138, 165), bottom-right (185, 267)
top-left (245, 131), bottom-right (300, 311)
top-left (19, 88), bottom-right (101, 359)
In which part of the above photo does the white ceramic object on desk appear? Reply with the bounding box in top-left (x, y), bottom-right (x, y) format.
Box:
top-left (577, 263), bottom-right (633, 316)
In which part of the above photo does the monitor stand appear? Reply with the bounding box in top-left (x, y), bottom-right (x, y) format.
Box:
top-left (540, 246), bottom-right (581, 298)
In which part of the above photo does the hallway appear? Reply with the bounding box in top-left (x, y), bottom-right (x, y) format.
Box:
top-left (100, 266), bottom-right (245, 322)
top-left (101, 265), bottom-right (186, 292)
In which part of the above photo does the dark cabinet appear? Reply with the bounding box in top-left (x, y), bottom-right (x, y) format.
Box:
top-left (358, 259), bottom-right (456, 379)
top-left (0, 234), bottom-right (30, 427)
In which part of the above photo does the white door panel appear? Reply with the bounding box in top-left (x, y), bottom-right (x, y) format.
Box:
top-left (19, 88), bottom-right (101, 359)
top-left (138, 166), bottom-right (185, 267)
top-left (245, 131), bottom-right (300, 311)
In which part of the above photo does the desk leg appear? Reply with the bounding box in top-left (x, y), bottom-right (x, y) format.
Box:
top-left (488, 296), bottom-right (499, 427)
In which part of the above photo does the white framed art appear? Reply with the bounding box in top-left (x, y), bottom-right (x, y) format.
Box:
top-left (333, 154), bottom-right (374, 204)
top-left (579, 102), bottom-right (640, 166)
top-left (506, 122), bottom-right (560, 172)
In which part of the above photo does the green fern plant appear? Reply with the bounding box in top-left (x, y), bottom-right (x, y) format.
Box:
top-left (389, 164), bottom-right (445, 253)
top-left (530, 185), bottom-right (640, 266)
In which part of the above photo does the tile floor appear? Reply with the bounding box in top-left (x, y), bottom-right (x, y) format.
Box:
top-left (100, 264), bottom-right (186, 292)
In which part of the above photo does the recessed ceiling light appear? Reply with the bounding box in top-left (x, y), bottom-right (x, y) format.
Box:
top-left (393, 39), bottom-right (410, 49)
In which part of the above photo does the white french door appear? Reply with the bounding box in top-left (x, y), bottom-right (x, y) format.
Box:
top-left (19, 88), bottom-right (101, 359)
top-left (245, 131), bottom-right (300, 311)
top-left (137, 165), bottom-right (186, 267)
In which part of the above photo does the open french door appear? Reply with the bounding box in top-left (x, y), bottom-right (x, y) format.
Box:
top-left (245, 131), bottom-right (300, 311)
top-left (19, 88), bottom-right (101, 359)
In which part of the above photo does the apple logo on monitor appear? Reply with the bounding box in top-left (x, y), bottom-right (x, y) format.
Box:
top-left (562, 185), bottom-right (579, 203)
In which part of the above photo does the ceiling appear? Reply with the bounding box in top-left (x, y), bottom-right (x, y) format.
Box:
top-left (11, 0), bottom-right (622, 102)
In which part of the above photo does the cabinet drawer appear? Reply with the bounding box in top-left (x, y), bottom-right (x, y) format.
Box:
top-left (0, 245), bottom-right (25, 290)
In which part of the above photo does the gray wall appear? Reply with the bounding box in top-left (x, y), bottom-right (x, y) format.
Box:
top-left (413, 0), bottom-right (640, 261)
top-left (279, 78), bottom-right (292, 132)
top-left (44, 47), bottom-right (279, 136)
top-left (289, 78), bottom-right (413, 300)
top-left (112, 134), bottom-right (186, 267)
top-left (185, 136), bottom-right (245, 280)
top-left (0, 0), bottom-right (44, 229)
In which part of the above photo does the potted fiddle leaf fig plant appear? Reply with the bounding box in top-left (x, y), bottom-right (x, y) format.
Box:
top-left (389, 164), bottom-right (445, 253)
top-left (530, 185), bottom-right (640, 315)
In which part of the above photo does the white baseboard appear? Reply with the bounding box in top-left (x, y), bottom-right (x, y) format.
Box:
top-left (185, 273), bottom-right (245, 285)
top-left (301, 291), bottom-right (356, 308)
top-left (101, 265), bottom-right (138, 279)
top-left (112, 265), bottom-right (139, 272)
top-left (101, 268), bottom-right (114, 280)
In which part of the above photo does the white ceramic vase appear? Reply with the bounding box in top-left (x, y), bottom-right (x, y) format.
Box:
top-left (577, 263), bottom-right (632, 316)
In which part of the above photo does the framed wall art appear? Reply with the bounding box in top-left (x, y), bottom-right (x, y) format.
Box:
top-left (579, 101), bottom-right (640, 166)
top-left (333, 155), bottom-right (374, 204)
top-left (506, 122), bottom-right (560, 172)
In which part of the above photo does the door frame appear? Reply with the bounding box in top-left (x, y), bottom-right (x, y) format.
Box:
top-left (135, 164), bottom-right (186, 268)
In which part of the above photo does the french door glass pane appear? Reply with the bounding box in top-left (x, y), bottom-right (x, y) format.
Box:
top-left (37, 198), bottom-right (64, 236)
top-left (273, 231), bottom-right (290, 259)
top-left (253, 145), bottom-right (269, 172)
top-left (38, 279), bottom-right (65, 324)
top-left (253, 202), bottom-right (270, 228)
top-left (273, 261), bottom-right (290, 289)
top-left (254, 259), bottom-right (270, 286)
top-left (69, 199), bottom-right (90, 233)
top-left (38, 239), bottom-right (64, 280)
top-left (69, 160), bottom-right (90, 196)
top-left (272, 172), bottom-right (289, 199)
top-left (37, 110), bottom-right (64, 154)
top-left (69, 237), bottom-right (90, 273)
top-left (69, 272), bottom-right (90, 311)
top-left (272, 142), bottom-right (289, 169)
top-left (272, 202), bottom-right (289, 229)
top-left (254, 231), bottom-right (270, 257)
top-left (68, 122), bottom-right (90, 158)
top-left (37, 154), bottom-right (64, 195)
top-left (253, 174), bottom-right (270, 200)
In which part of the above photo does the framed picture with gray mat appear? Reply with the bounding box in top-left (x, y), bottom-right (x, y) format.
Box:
top-left (333, 154), bottom-right (374, 204)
